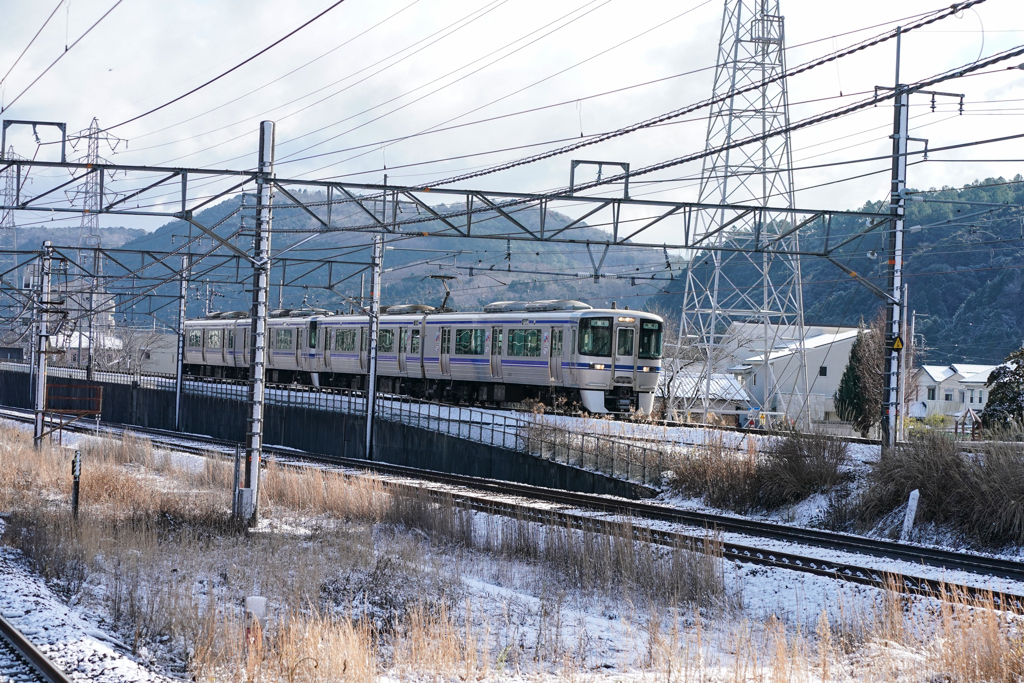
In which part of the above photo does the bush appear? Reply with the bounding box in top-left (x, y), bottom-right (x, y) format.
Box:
top-left (859, 432), bottom-right (1024, 546)
top-left (670, 431), bottom-right (850, 513)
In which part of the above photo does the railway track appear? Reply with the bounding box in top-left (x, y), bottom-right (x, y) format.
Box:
top-left (7, 406), bottom-right (1024, 608)
top-left (0, 615), bottom-right (72, 683)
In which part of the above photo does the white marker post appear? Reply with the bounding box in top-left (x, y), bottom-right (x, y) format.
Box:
top-left (900, 489), bottom-right (919, 542)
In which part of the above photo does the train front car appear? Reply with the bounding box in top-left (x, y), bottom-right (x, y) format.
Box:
top-left (574, 309), bottom-right (663, 415)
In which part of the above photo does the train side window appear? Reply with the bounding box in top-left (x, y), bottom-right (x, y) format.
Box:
top-left (188, 330), bottom-right (202, 348)
top-left (274, 328), bottom-right (293, 350)
top-left (410, 329), bottom-right (421, 354)
top-left (379, 329), bottom-right (394, 353)
top-left (308, 321), bottom-right (318, 349)
top-left (361, 328), bottom-right (369, 352)
top-left (507, 329), bottom-right (541, 357)
top-left (454, 328), bottom-right (486, 355)
top-left (399, 328), bottom-right (408, 353)
top-left (227, 331), bottom-right (235, 349)
top-left (336, 329), bottom-right (357, 352)
top-left (207, 329), bottom-right (222, 349)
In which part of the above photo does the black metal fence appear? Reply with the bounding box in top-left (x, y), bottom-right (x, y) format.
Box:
top-left (0, 363), bottom-right (666, 488)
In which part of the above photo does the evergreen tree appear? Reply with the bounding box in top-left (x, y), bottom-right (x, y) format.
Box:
top-left (982, 348), bottom-right (1024, 428)
top-left (834, 316), bottom-right (884, 438)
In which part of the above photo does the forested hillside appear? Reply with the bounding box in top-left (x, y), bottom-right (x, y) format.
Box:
top-left (656, 175), bottom-right (1024, 366)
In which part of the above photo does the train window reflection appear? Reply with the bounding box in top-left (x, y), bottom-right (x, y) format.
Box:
top-left (455, 329), bottom-right (486, 355)
top-left (639, 321), bottom-right (663, 360)
top-left (379, 329), bottom-right (395, 353)
top-left (578, 317), bottom-right (612, 357)
top-left (274, 328), bottom-right (293, 350)
top-left (336, 329), bottom-right (357, 352)
top-left (507, 328), bottom-right (542, 357)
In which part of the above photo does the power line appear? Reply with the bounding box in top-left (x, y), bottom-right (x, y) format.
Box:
top-left (1, 0), bottom-right (125, 115)
top-left (281, 0), bottom-right (714, 171)
top-left (0, 0), bottom-right (64, 91)
top-left (124, 0), bottom-right (423, 144)
top-left (138, 0), bottom-right (512, 164)
top-left (105, 0), bottom-right (349, 131)
top-left (376, 0), bottom-right (987, 189)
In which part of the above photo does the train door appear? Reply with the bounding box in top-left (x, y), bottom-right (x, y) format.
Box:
top-left (568, 327), bottom-right (578, 385)
top-left (439, 327), bottom-right (451, 376)
top-left (409, 325), bottom-right (423, 378)
top-left (489, 326), bottom-right (502, 379)
top-left (359, 327), bottom-right (368, 371)
top-left (398, 328), bottom-right (408, 373)
top-left (323, 328), bottom-right (333, 370)
top-left (548, 327), bottom-right (563, 382)
top-left (614, 323), bottom-right (637, 384)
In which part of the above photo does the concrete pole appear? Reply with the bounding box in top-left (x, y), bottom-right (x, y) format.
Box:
top-left (901, 284), bottom-right (909, 440)
top-left (33, 241), bottom-right (52, 448)
top-left (240, 121), bottom-right (275, 526)
top-left (174, 255), bottom-right (189, 431)
top-left (882, 28), bottom-right (907, 452)
top-left (364, 234), bottom-right (383, 460)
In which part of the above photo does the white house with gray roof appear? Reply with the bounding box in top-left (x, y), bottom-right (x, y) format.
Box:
top-left (724, 323), bottom-right (860, 424)
top-left (910, 363), bottom-right (998, 419)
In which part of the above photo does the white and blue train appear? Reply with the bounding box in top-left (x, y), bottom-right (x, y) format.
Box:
top-left (183, 299), bottom-right (663, 414)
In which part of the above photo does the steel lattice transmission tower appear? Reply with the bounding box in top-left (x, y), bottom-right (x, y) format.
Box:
top-left (0, 147), bottom-right (24, 348)
top-left (681, 0), bottom-right (809, 424)
top-left (68, 118), bottom-right (124, 376)
top-left (0, 147), bottom-right (19, 278)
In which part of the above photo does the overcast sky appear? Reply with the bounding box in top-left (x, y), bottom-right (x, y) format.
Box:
top-left (2, 0), bottom-right (1023, 242)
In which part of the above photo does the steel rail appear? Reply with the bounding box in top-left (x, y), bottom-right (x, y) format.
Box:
top-left (5, 406), bottom-right (1024, 604)
top-left (0, 614), bottom-right (73, 683)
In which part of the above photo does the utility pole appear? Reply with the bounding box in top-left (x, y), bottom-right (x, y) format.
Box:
top-left (881, 28), bottom-right (908, 452)
top-left (365, 234), bottom-right (383, 461)
top-left (174, 255), bottom-right (189, 432)
top-left (239, 121), bottom-right (275, 526)
top-left (898, 284), bottom-right (909, 441)
top-left (879, 28), bottom-right (963, 450)
top-left (33, 241), bottom-right (53, 449)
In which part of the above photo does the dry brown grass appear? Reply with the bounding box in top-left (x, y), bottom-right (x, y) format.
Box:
top-left (4, 424), bottom-right (1024, 680)
top-left (671, 430), bottom-right (851, 513)
top-left (860, 433), bottom-right (1024, 546)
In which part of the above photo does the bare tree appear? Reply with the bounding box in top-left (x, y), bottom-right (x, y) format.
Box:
top-left (96, 325), bottom-right (172, 375)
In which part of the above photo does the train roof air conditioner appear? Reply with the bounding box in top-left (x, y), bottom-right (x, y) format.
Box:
top-left (483, 301), bottom-right (529, 313)
top-left (524, 299), bottom-right (592, 312)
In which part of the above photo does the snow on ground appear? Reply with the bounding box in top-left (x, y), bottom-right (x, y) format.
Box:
top-left (0, 521), bottom-right (170, 683)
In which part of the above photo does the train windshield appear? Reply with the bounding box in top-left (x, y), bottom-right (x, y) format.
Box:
top-left (578, 317), bottom-right (612, 357)
top-left (638, 321), bottom-right (663, 360)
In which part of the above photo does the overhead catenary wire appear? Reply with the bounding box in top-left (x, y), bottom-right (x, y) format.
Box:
top-left (104, 0), bottom-right (350, 131)
top-left (0, 0), bottom-right (65, 92)
top-left (1, 0), bottom-right (125, 115)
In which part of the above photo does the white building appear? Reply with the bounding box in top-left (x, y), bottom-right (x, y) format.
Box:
top-left (909, 364), bottom-right (997, 420)
top-left (724, 323), bottom-right (860, 424)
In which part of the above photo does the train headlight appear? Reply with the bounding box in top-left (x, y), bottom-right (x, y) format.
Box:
top-left (641, 366), bottom-right (650, 373)
top-left (590, 363), bottom-right (606, 370)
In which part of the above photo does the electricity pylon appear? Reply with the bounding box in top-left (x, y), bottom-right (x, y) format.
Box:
top-left (681, 0), bottom-right (809, 426)
top-left (68, 118), bottom-right (124, 377)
